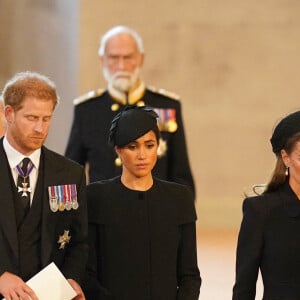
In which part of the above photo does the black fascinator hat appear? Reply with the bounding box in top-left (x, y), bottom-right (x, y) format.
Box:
top-left (108, 105), bottom-right (159, 147)
top-left (270, 110), bottom-right (300, 155)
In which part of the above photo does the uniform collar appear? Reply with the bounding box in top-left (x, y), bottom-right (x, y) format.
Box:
top-left (108, 80), bottom-right (146, 105)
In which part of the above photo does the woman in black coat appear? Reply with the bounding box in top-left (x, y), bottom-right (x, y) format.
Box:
top-left (84, 106), bottom-right (201, 300)
top-left (233, 110), bottom-right (300, 299)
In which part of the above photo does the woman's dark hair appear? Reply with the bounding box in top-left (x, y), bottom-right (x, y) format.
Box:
top-left (265, 132), bottom-right (300, 193)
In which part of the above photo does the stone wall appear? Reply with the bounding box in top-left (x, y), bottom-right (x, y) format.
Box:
top-left (0, 0), bottom-right (79, 154)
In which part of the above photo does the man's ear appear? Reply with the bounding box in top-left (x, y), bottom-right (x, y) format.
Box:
top-left (4, 105), bottom-right (14, 124)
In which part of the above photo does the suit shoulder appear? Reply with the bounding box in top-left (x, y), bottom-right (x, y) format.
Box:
top-left (73, 88), bottom-right (105, 106)
top-left (147, 86), bottom-right (181, 101)
top-left (155, 179), bottom-right (196, 223)
top-left (43, 147), bottom-right (84, 170)
top-left (243, 192), bottom-right (280, 216)
top-left (155, 178), bottom-right (193, 200)
top-left (87, 178), bottom-right (118, 222)
top-left (87, 177), bottom-right (118, 195)
top-left (244, 191), bottom-right (279, 204)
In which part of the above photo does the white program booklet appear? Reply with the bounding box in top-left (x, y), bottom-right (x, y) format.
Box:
top-left (27, 262), bottom-right (77, 300)
top-left (4, 262), bottom-right (77, 300)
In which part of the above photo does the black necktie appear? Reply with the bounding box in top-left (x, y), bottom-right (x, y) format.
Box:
top-left (17, 158), bottom-right (32, 212)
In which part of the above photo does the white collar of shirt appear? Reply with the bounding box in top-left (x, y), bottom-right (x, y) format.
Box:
top-left (3, 136), bottom-right (41, 169)
top-left (3, 136), bottom-right (41, 202)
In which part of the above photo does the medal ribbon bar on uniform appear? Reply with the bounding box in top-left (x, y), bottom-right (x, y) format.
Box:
top-left (154, 108), bottom-right (178, 133)
top-left (48, 184), bottom-right (79, 212)
top-left (70, 184), bottom-right (79, 209)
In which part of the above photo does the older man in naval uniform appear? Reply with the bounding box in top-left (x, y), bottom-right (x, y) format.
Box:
top-left (65, 25), bottom-right (195, 199)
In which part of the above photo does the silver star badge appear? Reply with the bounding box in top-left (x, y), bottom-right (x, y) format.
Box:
top-left (57, 230), bottom-right (71, 249)
top-left (18, 182), bottom-right (32, 197)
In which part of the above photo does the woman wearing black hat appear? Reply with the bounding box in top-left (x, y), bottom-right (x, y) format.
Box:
top-left (83, 106), bottom-right (201, 300)
top-left (233, 110), bottom-right (300, 299)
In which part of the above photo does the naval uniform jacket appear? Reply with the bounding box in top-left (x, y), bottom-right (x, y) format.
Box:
top-left (65, 87), bottom-right (195, 198)
top-left (233, 182), bottom-right (300, 300)
top-left (83, 176), bottom-right (201, 300)
top-left (0, 138), bottom-right (88, 289)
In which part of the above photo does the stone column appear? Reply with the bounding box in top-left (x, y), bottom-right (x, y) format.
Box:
top-left (0, 0), bottom-right (79, 154)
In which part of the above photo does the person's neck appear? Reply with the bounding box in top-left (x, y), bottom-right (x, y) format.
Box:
top-left (5, 134), bottom-right (35, 156)
top-left (120, 174), bottom-right (153, 191)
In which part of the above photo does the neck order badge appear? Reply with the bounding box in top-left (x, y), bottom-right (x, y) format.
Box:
top-left (17, 157), bottom-right (34, 198)
top-left (16, 158), bottom-right (34, 210)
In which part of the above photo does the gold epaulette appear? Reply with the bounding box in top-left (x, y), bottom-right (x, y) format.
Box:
top-left (147, 86), bottom-right (180, 100)
top-left (73, 88), bottom-right (105, 105)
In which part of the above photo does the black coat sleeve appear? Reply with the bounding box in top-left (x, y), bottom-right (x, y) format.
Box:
top-left (177, 222), bottom-right (201, 300)
top-left (83, 223), bottom-right (113, 300)
top-left (65, 105), bottom-right (87, 166)
top-left (82, 182), bottom-right (113, 300)
top-left (232, 197), bottom-right (265, 300)
top-left (175, 184), bottom-right (201, 299)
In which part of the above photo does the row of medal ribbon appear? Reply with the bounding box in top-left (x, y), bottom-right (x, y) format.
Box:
top-left (48, 184), bottom-right (79, 212)
top-left (154, 108), bottom-right (178, 133)
top-left (111, 103), bottom-right (178, 133)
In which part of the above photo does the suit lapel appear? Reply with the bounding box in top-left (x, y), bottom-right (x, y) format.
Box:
top-left (40, 147), bottom-right (66, 266)
top-left (0, 142), bottom-right (69, 266)
top-left (0, 140), bottom-right (19, 259)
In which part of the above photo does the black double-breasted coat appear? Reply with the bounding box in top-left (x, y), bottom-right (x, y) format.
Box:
top-left (83, 176), bottom-right (201, 300)
top-left (233, 182), bottom-right (300, 299)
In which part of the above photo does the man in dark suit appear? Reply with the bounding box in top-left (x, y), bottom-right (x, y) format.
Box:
top-left (0, 71), bottom-right (87, 299)
top-left (65, 25), bottom-right (195, 199)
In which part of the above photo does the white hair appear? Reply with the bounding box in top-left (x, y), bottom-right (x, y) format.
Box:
top-left (98, 25), bottom-right (144, 57)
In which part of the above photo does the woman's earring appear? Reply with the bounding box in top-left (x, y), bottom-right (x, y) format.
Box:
top-left (285, 166), bottom-right (289, 176)
top-left (115, 156), bottom-right (122, 167)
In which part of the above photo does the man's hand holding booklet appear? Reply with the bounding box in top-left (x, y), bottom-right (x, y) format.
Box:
top-left (4, 262), bottom-right (77, 300)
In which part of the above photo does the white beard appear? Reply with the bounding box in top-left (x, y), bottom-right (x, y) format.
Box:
top-left (103, 67), bottom-right (140, 92)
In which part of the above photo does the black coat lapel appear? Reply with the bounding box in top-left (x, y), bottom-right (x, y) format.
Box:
top-left (40, 147), bottom-right (66, 266)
